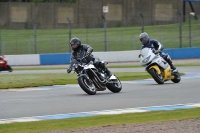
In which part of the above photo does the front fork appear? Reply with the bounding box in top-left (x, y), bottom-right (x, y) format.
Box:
top-left (78, 73), bottom-right (90, 82)
top-left (149, 65), bottom-right (161, 74)
top-left (148, 65), bottom-right (174, 80)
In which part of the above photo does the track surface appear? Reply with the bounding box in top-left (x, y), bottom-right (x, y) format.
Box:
top-left (0, 66), bottom-right (200, 120)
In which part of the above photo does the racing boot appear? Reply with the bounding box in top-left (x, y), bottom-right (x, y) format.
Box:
top-left (105, 68), bottom-right (112, 78)
top-left (169, 63), bottom-right (178, 73)
top-left (166, 56), bottom-right (178, 73)
top-left (99, 62), bottom-right (112, 78)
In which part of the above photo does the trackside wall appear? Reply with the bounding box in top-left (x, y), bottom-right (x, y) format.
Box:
top-left (5, 47), bottom-right (200, 66)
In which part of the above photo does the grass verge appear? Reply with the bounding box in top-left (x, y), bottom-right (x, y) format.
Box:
top-left (0, 72), bottom-right (151, 89)
top-left (0, 108), bottom-right (199, 133)
top-left (12, 63), bottom-right (200, 70)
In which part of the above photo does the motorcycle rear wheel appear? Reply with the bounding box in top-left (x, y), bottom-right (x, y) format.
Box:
top-left (149, 68), bottom-right (164, 84)
top-left (78, 77), bottom-right (96, 95)
top-left (7, 65), bottom-right (13, 72)
top-left (106, 77), bottom-right (122, 93)
top-left (171, 72), bottom-right (181, 83)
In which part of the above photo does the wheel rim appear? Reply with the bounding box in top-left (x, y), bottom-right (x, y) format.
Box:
top-left (83, 79), bottom-right (96, 92)
top-left (154, 69), bottom-right (164, 80)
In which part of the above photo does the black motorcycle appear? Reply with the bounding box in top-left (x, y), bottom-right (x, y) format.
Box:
top-left (70, 57), bottom-right (122, 95)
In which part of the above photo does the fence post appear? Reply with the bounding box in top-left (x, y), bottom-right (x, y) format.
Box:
top-left (103, 14), bottom-right (107, 51)
top-left (102, 14), bottom-right (108, 51)
top-left (2, 42), bottom-right (5, 55)
top-left (176, 10), bottom-right (182, 48)
top-left (133, 36), bottom-right (136, 50)
top-left (54, 39), bottom-right (57, 53)
top-left (138, 12), bottom-right (144, 33)
top-left (30, 20), bottom-right (37, 54)
top-left (189, 12), bottom-right (195, 48)
top-left (28, 40), bottom-right (31, 54)
top-left (34, 24), bottom-right (37, 54)
top-left (103, 6), bottom-right (108, 51)
top-left (66, 17), bottom-right (71, 53)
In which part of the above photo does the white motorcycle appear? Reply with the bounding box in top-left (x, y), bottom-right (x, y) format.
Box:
top-left (139, 48), bottom-right (181, 84)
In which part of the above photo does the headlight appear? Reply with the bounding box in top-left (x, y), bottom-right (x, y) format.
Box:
top-left (142, 55), bottom-right (151, 63)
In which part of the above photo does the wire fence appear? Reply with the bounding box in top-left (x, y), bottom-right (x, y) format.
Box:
top-left (0, 16), bottom-right (200, 55)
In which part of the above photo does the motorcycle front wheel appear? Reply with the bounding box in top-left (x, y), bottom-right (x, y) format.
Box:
top-left (149, 68), bottom-right (164, 84)
top-left (106, 76), bottom-right (122, 93)
top-left (78, 77), bottom-right (96, 95)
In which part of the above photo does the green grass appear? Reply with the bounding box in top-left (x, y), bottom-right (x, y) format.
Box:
top-left (1, 20), bottom-right (200, 55)
top-left (0, 72), bottom-right (151, 89)
top-left (0, 61), bottom-right (191, 89)
top-left (0, 107), bottom-right (199, 133)
top-left (0, 71), bottom-right (185, 89)
top-left (11, 62), bottom-right (200, 71)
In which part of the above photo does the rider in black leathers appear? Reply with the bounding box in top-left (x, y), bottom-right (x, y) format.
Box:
top-left (139, 32), bottom-right (177, 73)
top-left (67, 37), bottom-right (112, 77)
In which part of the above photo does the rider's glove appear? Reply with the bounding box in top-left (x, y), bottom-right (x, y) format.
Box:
top-left (85, 51), bottom-right (91, 57)
top-left (67, 67), bottom-right (72, 73)
top-left (154, 49), bottom-right (161, 54)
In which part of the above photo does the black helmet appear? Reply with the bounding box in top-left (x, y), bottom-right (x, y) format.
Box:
top-left (70, 37), bottom-right (81, 50)
top-left (139, 32), bottom-right (149, 45)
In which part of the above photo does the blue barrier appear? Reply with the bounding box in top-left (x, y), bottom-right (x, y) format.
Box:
top-left (164, 47), bottom-right (200, 59)
top-left (38, 48), bottom-right (200, 65)
top-left (40, 53), bottom-right (71, 65)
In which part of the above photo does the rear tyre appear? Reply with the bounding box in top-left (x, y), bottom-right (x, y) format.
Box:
top-left (106, 77), bottom-right (122, 93)
top-left (171, 72), bottom-right (181, 83)
top-left (78, 77), bottom-right (96, 95)
top-left (149, 68), bottom-right (164, 84)
top-left (7, 65), bottom-right (13, 72)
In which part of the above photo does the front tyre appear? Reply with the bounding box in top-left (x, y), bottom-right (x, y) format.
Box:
top-left (148, 68), bottom-right (164, 84)
top-left (106, 77), bottom-right (122, 93)
top-left (78, 77), bottom-right (96, 95)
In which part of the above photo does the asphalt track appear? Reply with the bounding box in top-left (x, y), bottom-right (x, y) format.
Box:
top-left (0, 66), bottom-right (200, 122)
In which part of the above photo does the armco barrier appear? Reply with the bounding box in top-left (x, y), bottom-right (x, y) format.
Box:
top-left (164, 47), bottom-right (200, 59)
top-left (5, 47), bottom-right (200, 66)
top-left (40, 53), bottom-right (71, 65)
top-left (5, 54), bottom-right (40, 66)
top-left (39, 50), bottom-right (141, 65)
